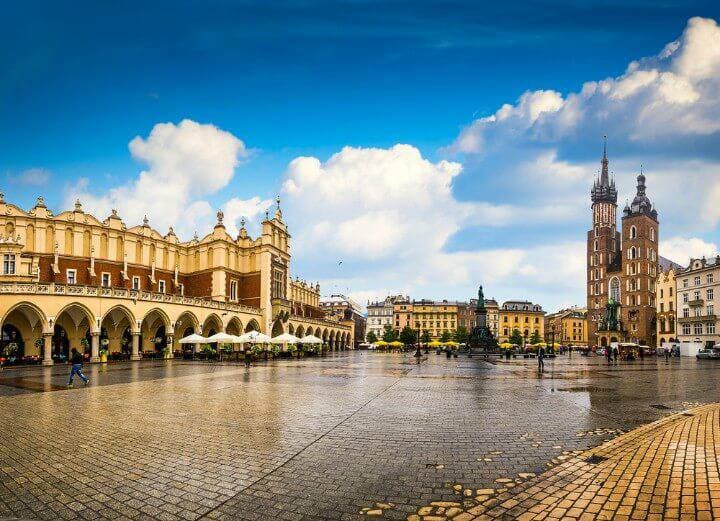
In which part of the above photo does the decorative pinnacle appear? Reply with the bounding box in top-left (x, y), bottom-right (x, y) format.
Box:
top-left (143, 215), bottom-right (149, 226)
top-left (0, 191), bottom-right (4, 203)
top-left (216, 210), bottom-right (224, 225)
top-left (240, 217), bottom-right (246, 228)
top-left (111, 208), bottom-right (118, 217)
top-left (193, 230), bottom-right (199, 241)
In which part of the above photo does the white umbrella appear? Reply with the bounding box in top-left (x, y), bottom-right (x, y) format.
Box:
top-left (237, 331), bottom-right (272, 343)
top-left (206, 332), bottom-right (239, 343)
top-left (269, 333), bottom-right (299, 344)
top-left (179, 333), bottom-right (207, 344)
top-left (298, 335), bottom-right (323, 344)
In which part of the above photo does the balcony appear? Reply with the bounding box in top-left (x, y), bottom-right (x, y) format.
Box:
top-left (271, 296), bottom-right (292, 319)
top-left (0, 281), bottom-right (263, 315)
top-left (688, 298), bottom-right (704, 307)
top-left (677, 314), bottom-right (717, 323)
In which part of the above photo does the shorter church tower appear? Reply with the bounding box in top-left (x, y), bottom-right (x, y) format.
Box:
top-left (620, 171), bottom-right (659, 346)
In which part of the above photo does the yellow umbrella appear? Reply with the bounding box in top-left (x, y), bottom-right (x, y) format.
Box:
top-left (499, 342), bottom-right (513, 349)
top-left (375, 340), bottom-right (388, 346)
top-left (389, 341), bottom-right (404, 347)
top-left (443, 341), bottom-right (459, 346)
top-left (428, 341), bottom-right (443, 347)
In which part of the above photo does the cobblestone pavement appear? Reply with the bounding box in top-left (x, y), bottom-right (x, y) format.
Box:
top-left (0, 353), bottom-right (719, 520)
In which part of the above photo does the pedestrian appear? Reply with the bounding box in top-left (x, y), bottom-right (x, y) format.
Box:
top-left (664, 346), bottom-right (670, 363)
top-left (537, 346), bottom-right (545, 373)
top-left (244, 349), bottom-right (251, 368)
top-left (606, 346), bottom-right (612, 365)
top-left (67, 347), bottom-right (89, 387)
top-left (612, 345), bottom-right (618, 364)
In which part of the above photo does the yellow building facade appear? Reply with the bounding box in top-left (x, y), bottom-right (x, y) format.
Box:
top-left (411, 300), bottom-right (458, 340)
top-left (545, 308), bottom-right (588, 346)
top-left (499, 300), bottom-right (545, 343)
top-left (656, 266), bottom-right (678, 347)
top-left (0, 195), bottom-right (351, 364)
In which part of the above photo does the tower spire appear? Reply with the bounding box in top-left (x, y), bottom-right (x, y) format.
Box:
top-left (600, 135), bottom-right (609, 187)
top-left (591, 136), bottom-right (617, 204)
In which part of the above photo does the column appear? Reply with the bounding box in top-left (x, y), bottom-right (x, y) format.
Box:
top-left (90, 332), bottom-right (100, 362)
top-left (194, 342), bottom-right (200, 353)
top-left (131, 332), bottom-right (141, 361)
top-left (166, 335), bottom-right (174, 358)
top-left (42, 333), bottom-right (54, 366)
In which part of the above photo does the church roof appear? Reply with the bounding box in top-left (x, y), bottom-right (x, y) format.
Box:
top-left (659, 256), bottom-right (682, 273)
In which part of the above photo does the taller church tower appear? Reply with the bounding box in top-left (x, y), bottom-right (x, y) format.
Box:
top-left (587, 139), bottom-right (620, 348)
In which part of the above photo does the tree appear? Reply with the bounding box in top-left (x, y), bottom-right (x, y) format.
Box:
top-left (529, 330), bottom-right (542, 345)
top-left (509, 329), bottom-right (523, 346)
top-left (440, 330), bottom-right (452, 343)
top-left (366, 331), bottom-right (378, 344)
top-left (382, 325), bottom-right (398, 342)
top-left (421, 330), bottom-right (431, 343)
top-left (399, 326), bottom-right (416, 346)
top-left (454, 326), bottom-right (469, 344)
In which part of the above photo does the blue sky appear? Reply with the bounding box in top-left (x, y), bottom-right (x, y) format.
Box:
top-left (3, 1), bottom-right (720, 311)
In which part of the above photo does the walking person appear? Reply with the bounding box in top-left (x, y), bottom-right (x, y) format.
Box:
top-left (664, 346), bottom-right (670, 363)
top-left (606, 345), bottom-right (612, 365)
top-left (612, 345), bottom-right (619, 364)
top-left (67, 348), bottom-right (89, 387)
top-left (537, 345), bottom-right (545, 373)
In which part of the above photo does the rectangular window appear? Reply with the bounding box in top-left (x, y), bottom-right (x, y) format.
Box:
top-left (683, 279), bottom-right (688, 288)
top-left (101, 272), bottom-right (111, 287)
top-left (695, 291), bottom-right (701, 300)
top-left (158, 280), bottom-right (166, 293)
top-left (708, 274), bottom-right (714, 284)
top-left (708, 323), bottom-right (716, 335)
top-left (2, 254), bottom-right (15, 275)
top-left (178, 283), bottom-right (184, 296)
top-left (132, 276), bottom-right (140, 290)
top-left (683, 323), bottom-right (691, 335)
top-left (694, 323), bottom-right (703, 335)
top-left (66, 269), bottom-right (77, 285)
top-left (695, 276), bottom-right (701, 286)
top-left (708, 305), bottom-right (714, 316)
top-left (230, 280), bottom-right (238, 301)
top-left (683, 293), bottom-right (689, 303)
top-left (683, 308), bottom-right (690, 318)
top-left (708, 289), bottom-right (714, 301)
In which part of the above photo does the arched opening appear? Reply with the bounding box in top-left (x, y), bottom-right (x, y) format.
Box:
top-left (245, 319), bottom-right (260, 333)
top-left (610, 336), bottom-right (618, 343)
top-left (322, 329), bottom-right (329, 348)
top-left (295, 325), bottom-right (305, 338)
top-left (140, 308), bottom-right (170, 357)
top-left (55, 303), bottom-right (94, 361)
top-left (271, 319), bottom-right (284, 338)
top-left (306, 326), bottom-right (313, 337)
top-left (100, 306), bottom-right (135, 360)
top-left (1, 303), bottom-right (46, 364)
top-left (175, 311), bottom-right (199, 356)
top-left (600, 337), bottom-right (608, 347)
top-left (329, 330), bottom-right (336, 351)
top-left (226, 317), bottom-right (242, 336)
top-left (288, 323), bottom-right (295, 335)
top-left (202, 314), bottom-right (222, 350)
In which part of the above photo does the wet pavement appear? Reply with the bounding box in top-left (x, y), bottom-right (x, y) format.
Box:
top-left (0, 352), bottom-right (718, 520)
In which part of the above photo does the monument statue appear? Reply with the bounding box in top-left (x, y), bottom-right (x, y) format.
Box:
top-left (468, 284), bottom-right (498, 354)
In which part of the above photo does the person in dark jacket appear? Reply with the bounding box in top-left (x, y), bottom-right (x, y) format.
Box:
top-left (537, 346), bottom-right (545, 373)
top-left (68, 348), bottom-right (89, 387)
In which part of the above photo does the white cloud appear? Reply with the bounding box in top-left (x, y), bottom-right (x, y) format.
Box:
top-left (67, 119), bottom-right (247, 237)
top-left (222, 196), bottom-right (274, 237)
top-left (8, 167), bottom-right (51, 186)
top-left (661, 237), bottom-right (718, 267)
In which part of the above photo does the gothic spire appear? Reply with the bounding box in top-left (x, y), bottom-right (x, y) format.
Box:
top-left (591, 136), bottom-right (617, 205)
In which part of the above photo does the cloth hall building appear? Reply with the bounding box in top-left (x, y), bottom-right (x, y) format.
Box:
top-left (586, 143), bottom-right (662, 350)
top-left (0, 194), bottom-right (352, 365)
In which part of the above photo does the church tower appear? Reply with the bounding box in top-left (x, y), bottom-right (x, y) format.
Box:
top-left (587, 139), bottom-right (620, 348)
top-left (620, 171), bottom-right (658, 346)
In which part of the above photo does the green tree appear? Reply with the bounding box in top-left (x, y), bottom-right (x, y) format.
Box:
top-left (509, 329), bottom-right (523, 346)
top-left (454, 326), bottom-right (469, 344)
top-left (529, 330), bottom-right (542, 345)
top-left (399, 326), bottom-right (416, 346)
top-left (382, 325), bottom-right (397, 342)
top-left (366, 331), bottom-right (378, 344)
top-left (440, 330), bottom-right (452, 343)
top-left (421, 330), bottom-right (431, 343)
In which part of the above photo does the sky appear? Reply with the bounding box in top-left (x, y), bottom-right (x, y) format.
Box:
top-left (2, 0), bottom-right (720, 312)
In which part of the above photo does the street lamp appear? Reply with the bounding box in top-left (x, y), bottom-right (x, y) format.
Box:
top-left (414, 329), bottom-right (422, 358)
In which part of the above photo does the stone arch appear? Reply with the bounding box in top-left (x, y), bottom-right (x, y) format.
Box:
top-left (54, 302), bottom-right (95, 357)
top-left (100, 305), bottom-right (135, 356)
top-left (288, 323), bottom-right (295, 335)
top-left (1, 302), bottom-right (48, 359)
top-left (305, 326), bottom-right (313, 337)
top-left (55, 302), bottom-right (96, 333)
top-left (329, 330), bottom-right (336, 350)
top-left (322, 328), bottom-right (329, 344)
top-left (140, 308), bottom-right (171, 354)
top-left (295, 325), bottom-right (305, 338)
top-left (202, 313), bottom-right (223, 337)
top-left (226, 316), bottom-right (243, 336)
top-left (245, 319), bottom-right (260, 333)
top-left (271, 319), bottom-right (284, 337)
top-left (175, 310), bottom-right (199, 336)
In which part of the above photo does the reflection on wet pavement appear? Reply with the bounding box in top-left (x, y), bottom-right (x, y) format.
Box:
top-left (0, 353), bottom-right (718, 520)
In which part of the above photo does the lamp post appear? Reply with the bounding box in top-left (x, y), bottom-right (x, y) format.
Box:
top-left (414, 329), bottom-right (422, 358)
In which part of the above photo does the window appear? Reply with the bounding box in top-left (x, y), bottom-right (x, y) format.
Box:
top-left (158, 280), bottom-right (166, 293)
top-left (708, 305), bottom-right (714, 316)
top-left (2, 254), bottom-right (15, 275)
top-left (708, 274), bottom-right (714, 284)
top-left (101, 272), bottom-right (111, 287)
top-left (708, 289), bottom-right (714, 301)
top-left (695, 291), bottom-right (701, 301)
top-left (683, 308), bottom-right (690, 318)
top-left (708, 323), bottom-right (716, 335)
top-left (683, 323), bottom-right (691, 335)
top-left (683, 279), bottom-right (688, 288)
top-left (66, 269), bottom-right (77, 285)
top-left (694, 323), bottom-right (703, 335)
top-left (610, 277), bottom-right (620, 302)
top-left (230, 280), bottom-right (238, 301)
top-left (695, 276), bottom-right (701, 286)
top-left (683, 293), bottom-right (689, 303)
top-left (630, 226), bottom-right (637, 239)
top-left (660, 303), bottom-right (664, 312)
top-left (132, 276), bottom-right (140, 290)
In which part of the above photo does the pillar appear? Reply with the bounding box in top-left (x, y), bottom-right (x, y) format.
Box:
top-left (42, 333), bottom-right (53, 366)
top-left (90, 332), bottom-right (100, 362)
top-left (131, 332), bottom-right (141, 361)
top-left (166, 335), bottom-right (174, 358)
top-left (194, 342), bottom-right (200, 353)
